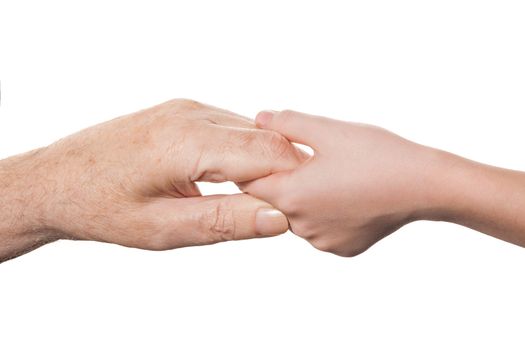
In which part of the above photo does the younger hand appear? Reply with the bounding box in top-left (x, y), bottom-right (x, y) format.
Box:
top-left (243, 110), bottom-right (445, 257)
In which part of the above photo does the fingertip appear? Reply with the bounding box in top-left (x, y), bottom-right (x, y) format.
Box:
top-left (256, 109), bottom-right (322, 147)
top-left (255, 208), bottom-right (289, 236)
top-left (256, 110), bottom-right (277, 128)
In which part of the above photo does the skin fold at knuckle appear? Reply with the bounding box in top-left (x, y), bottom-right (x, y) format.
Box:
top-left (202, 200), bottom-right (236, 242)
top-left (259, 131), bottom-right (295, 165)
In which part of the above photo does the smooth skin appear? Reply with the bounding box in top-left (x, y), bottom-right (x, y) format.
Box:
top-left (243, 110), bottom-right (525, 257)
top-left (0, 99), bottom-right (305, 262)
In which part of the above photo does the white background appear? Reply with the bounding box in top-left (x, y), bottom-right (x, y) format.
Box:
top-left (1, 0), bottom-right (524, 349)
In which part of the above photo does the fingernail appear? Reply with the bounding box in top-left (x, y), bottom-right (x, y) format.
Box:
top-left (256, 110), bottom-right (276, 127)
top-left (255, 208), bottom-right (288, 236)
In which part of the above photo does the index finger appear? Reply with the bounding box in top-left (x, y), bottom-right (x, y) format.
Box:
top-left (191, 125), bottom-right (305, 183)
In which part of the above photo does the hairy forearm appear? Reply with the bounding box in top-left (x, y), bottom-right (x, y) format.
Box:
top-left (427, 151), bottom-right (525, 247)
top-left (0, 150), bottom-right (56, 262)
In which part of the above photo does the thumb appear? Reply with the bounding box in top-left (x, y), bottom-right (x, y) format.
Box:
top-left (140, 194), bottom-right (289, 249)
top-left (255, 110), bottom-right (325, 148)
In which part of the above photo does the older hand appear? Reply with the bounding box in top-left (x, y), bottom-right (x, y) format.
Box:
top-left (0, 99), bottom-right (305, 261)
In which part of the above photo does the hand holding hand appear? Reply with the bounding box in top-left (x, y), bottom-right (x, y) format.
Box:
top-left (243, 110), bottom-right (445, 257)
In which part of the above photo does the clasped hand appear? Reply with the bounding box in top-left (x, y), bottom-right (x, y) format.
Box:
top-left (3, 98), bottom-right (523, 262)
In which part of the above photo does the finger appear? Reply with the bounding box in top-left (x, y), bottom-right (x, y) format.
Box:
top-left (192, 125), bottom-right (305, 183)
top-left (184, 100), bottom-right (257, 129)
top-left (139, 194), bottom-right (289, 249)
top-left (206, 108), bottom-right (256, 129)
top-left (238, 171), bottom-right (290, 206)
top-left (256, 110), bottom-right (327, 148)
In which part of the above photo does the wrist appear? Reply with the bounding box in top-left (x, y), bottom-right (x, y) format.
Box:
top-left (411, 147), bottom-right (474, 223)
top-left (0, 149), bottom-right (58, 260)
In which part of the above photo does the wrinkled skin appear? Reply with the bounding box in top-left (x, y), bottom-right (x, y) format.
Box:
top-left (0, 99), bottom-right (304, 261)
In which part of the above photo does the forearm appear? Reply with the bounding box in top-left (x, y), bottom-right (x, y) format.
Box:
top-left (427, 151), bottom-right (525, 247)
top-left (0, 150), bottom-right (56, 262)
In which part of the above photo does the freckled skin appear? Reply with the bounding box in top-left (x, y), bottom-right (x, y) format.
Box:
top-left (244, 110), bottom-right (525, 257)
top-left (0, 99), bottom-right (301, 262)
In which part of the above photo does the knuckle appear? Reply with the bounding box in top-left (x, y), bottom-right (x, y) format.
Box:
top-left (312, 236), bottom-right (369, 258)
top-left (202, 200), bottom-right (236, 242)
top-left (310, 238), bottom-right (334, 253)
top-left (239, 130), bottom-right (292, 163)
top-left (306, 230), bottom-right (367, 257)
top-left (237, 130), bottom-right (257, 144)
top-left (262, 131), bottom-right (291, 160)
top-left (172, 98), bottom-right (204, 111)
